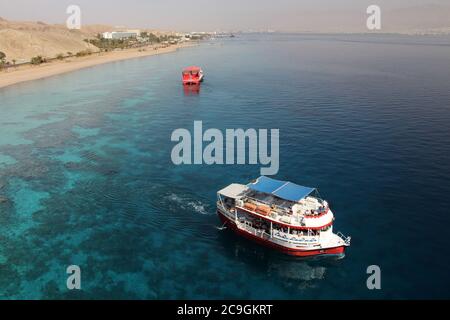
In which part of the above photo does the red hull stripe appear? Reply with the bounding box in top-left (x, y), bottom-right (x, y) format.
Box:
top-left (218, 211), bottom-right (345, 257)
top-left (236, 206), bottom-right (333, 231)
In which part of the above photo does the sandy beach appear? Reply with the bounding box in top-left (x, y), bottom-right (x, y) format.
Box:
top-left (0, 43), bottom-right (193, 89)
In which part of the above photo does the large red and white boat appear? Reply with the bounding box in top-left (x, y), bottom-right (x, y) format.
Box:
top-left (217, 176), bottom-right (351, 257)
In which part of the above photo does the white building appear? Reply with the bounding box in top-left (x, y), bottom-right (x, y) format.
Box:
top-left (102, 30), bottom-right (140, 40)
top-left (102, 32), bottom-right (113, 39)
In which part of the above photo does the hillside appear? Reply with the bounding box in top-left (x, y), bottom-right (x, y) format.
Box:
top-left (0, 18), bottom-right (101, 63)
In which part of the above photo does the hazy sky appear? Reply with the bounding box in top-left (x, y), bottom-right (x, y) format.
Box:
top-left (0, 0), bottom-right (449, 31)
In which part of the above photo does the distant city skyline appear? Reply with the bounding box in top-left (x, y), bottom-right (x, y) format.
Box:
top-left (1, 0), bottom-right (449, 32)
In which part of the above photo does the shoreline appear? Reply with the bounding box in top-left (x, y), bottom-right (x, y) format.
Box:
top-left (0, 43), bottom-right (195, 90)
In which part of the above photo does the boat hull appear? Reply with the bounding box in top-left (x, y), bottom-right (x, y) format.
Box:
top-left (218, 210), bottom-right (346, 257)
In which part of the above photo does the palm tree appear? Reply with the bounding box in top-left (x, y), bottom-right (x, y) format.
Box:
top-left (0, 51), bottom-right (6, 70)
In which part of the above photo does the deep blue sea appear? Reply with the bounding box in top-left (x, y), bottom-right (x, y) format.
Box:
top-left (1, 34), bottom-right (450, 299)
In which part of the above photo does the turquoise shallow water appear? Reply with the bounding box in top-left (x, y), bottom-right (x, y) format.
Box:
top-left (1, 34), bottom-right (450, 299)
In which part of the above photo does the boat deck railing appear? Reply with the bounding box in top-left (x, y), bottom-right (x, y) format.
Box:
top-left (237, 221), bottom-right (271, 240)
top-left (337, 232), bottom-right (352, 245)
top-left (272, 230), bottom-right (319, 245)
top-left (237, 220), bottom-right (320, 245)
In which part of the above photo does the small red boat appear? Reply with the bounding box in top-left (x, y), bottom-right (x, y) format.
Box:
top-left (182, 66), bottom-right (204, 85)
